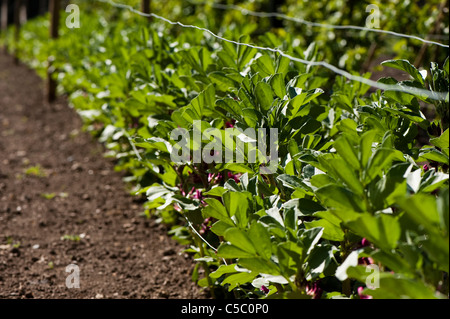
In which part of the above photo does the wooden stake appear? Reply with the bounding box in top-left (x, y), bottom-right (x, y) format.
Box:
top-left (1, 0), bottom-right (7, 31)
top-left (141, 0), bottom-right (151, 21)
top-left (47, 0), bottom-right (60, 103)
top-left (39, 0), bottom-right (47, 15)
top-left (20, 0), bottom-right (27, 25)
top-left (14, 0), bottom-right (22, 64)
top-left (1, 0), bottom-right (8, 53)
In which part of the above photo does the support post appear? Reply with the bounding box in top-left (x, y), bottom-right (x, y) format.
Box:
top-left (1, 0), bottom-right (7, 31)
top-left (141, 0), bottom-right (151, 21)
top-left (1, 0), bottom-right (8, 53)
top-left (14, 0), bottom-right (22, 64)
top-left (39, 0), bottom-right (47, 15)
top-left (20, 0), bottom-right (27, 24)
top-left (47, 0), bottom-right (59, 103)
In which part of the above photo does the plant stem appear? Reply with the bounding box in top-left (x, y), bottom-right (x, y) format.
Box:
top-left (193, 230), bottom-right (215, 298)
top-left (341, 230), bottom-right (352, 297)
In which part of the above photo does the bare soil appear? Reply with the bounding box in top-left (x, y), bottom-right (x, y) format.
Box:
top-left (0, 52), bottom-right (207, 299)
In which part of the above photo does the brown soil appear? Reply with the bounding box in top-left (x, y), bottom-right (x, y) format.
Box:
top-left (0, 52), bottom-right (207, 299)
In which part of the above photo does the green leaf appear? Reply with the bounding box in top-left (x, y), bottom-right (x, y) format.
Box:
top-left (370, 248), bottom-right (417, 276)
top-left (210, 220), bottom-right (233, 236)
top-left (255, 81), bottom-right (274, 112)
top-left (264, 207), bottom-right (285, 227)
top-left (288, 88), bottom-right (324, 119)
top-left (218, 51), bottom-right (237, 70)
top-left (221, 271), bottom-right (258, 292)
top-left (241, 108), bottom-right (259, 127)
top-left (347, 267), bottom-right (440, 299)
top-left (332, 93), bottom-right (354, 113)
top-left (270, 73), bottom-right (286, 99)
top-left (216, 98), bottom-right (243, 117)
top-left (223, 227), bottom-right (257, 255)
top-left (222, 163), bottom-right (254, 174)
top-left (336, 118), bottom-right (358, 135)
top-left (239, 258), bottom-right (280, 275)
top-left (300, 227), bottom-right (324, 255)
top-left (283, 198), bottom-right (325, 216)
top-left (397, 194), bottom-right (441, 234)
top-left (418, 170), bottom-right (449, 193)
top-left (419, 147), bottom-right (449, 164)
top-left (222, 191), bottom-right (251, 227)
top-left (190, 84), bottom-right (215, 117)
top-left (255, 54), bottom-right (276, 77)
top-left (359, 130), bottom-right (377, 169)
top-left (369, 163), bottom-right (408, 211)
top-left (322, 157), bottom-right (364, 195)
top-left (209, 71), bottom-right (237, 92)
top-left (276, 241), bottom-right (303, 275)
top-left (315, 185), bottom-right (365, 212)
top-left (209, 264), bottom-right (238, 279)
top-left (310, 174), bottom-right (335, 188)
top-left (430, 128), bottom-right (449, 150)
top-left (381, 59), bottom-right (425, 85)
top-left (248, 222), bottom-right (272, 260)
top-left (306, 244), bottom-right (336, 280)
top-left (203, 186), bottom-right (227, 197)
top-left (365, 148), bottom-right (396, 183)
top-left (217, 244), bottom-right (256, 258)
top-left (276, 55), bottom-right (291, 75)
top-left (333, 135), bottom-right (360, 169)
top-left (305, 219), bottom-right (344, 241)
top-left (203, 198), bottom-right (234, 226)
top-left (437, 187), bottom-right (449, 236)
top-left (346, 213), bottom-right (401, 251)
top-left (237, 36), bottom-right (257, 68)
top-left (277, 174), bottom-right (313, 193)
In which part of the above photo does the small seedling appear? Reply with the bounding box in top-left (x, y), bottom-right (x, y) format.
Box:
top-left (24, 165), bottom-right (46, 177)
top-left (41, 193), bottom-right (56, 200)
top-left (61, 235), bottom-right (81, 242)
top-left (40, 192), bottom-right (69, 200)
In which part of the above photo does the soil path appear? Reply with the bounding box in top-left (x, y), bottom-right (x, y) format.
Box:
top-left (0, 53), bottom-right (206, 299)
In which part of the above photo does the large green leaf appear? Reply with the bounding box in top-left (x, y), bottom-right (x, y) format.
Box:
top-left (347, 267), bottom-right (440, 299)
top-left (254, 54), bottom-right (276, 77)
top-left (222, 191), bottom-right (252, 227)
top-left (346, 213), bottom-right (401, 251)
top-left (368, 163), bottom-right (409, 211)
top-left (305, 219), bottom-right (344, 241)
top-left (364, 148), bottom-right (396, 183)
top-left (315, 184), bottom-right (365, 212)
top-left (419, 147), bottom-right (449, 164)
top-left (255, 81), bottom-right (274, 112)
top-left (203, 198), bottom-right (234, 226)
top-left (248, 222), bottom-right (272, 260)
top-left (217, 243), bottom-right (256, 258)
top-left (221, 271), bottom-right (259, 291)
top-left (239, 258), bottom-right (280, 275)
top-left (270, 73), bottom-right (286, 99)
top-left (321, 157), bottom-right (363, 195)
top-left (333, 135), bottom-right (360, 169)
top-left (277, 174), bottom-right (314, 193)
top-left (381, 59), bottom-right (425, 85)
top-left (223, 227), bottom-right (257, 255)
top-left (397, 194), bottom-right (449, 271)
top-left (209, 71), bottom-right (238, 92)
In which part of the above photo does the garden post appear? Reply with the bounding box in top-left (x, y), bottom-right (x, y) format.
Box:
top-left (47, 0), bottom-right (59, 103)
top-left (13, 0), bottom-right (23, 64)
top-left (20, 0), bottom-right (27, 24)
top-left (1, 0), bottom-right (8, 53)
top-left (141, 0), bottom-right (151, 21)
